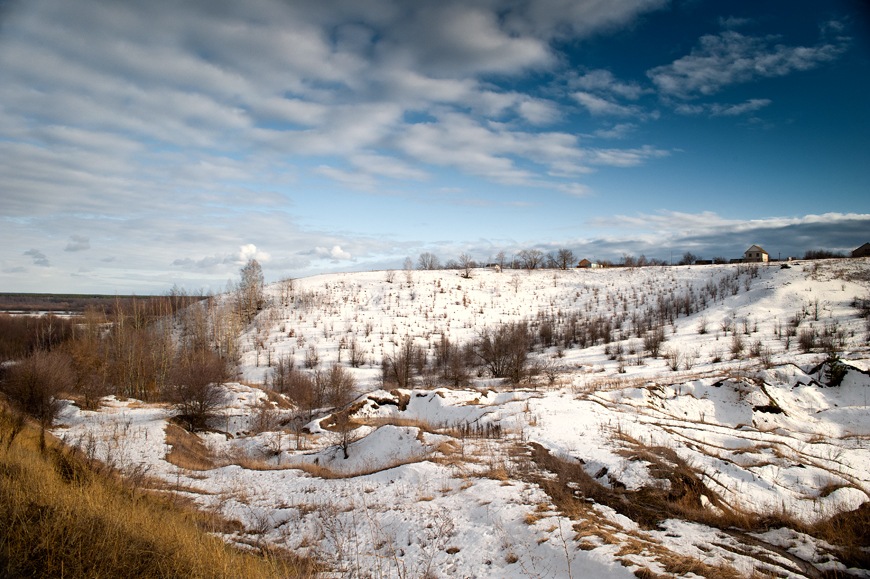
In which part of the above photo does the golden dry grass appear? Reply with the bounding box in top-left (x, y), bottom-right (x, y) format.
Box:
top-left (0, 408), bottom-right (317, 578)
top-left (164, 421), bottom-right (217, 471)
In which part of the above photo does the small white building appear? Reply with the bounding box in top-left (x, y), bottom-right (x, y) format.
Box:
top-left (743, 245), bottom-right (769, 263)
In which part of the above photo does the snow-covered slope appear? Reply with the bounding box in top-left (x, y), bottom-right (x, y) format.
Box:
top-left (56, 259), bottom-right (870, 577)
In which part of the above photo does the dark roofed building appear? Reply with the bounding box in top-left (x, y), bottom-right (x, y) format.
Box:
top-left (853, 243), bottom-right (870, 258)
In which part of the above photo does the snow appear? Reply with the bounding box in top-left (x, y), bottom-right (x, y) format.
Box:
top-left (54, 259), bottom-right (870, 577)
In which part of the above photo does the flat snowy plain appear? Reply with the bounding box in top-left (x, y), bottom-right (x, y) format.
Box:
top-left (56, 259), bottom-right (870, 577)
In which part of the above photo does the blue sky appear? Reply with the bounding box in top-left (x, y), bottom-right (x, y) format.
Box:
top-left (1, 0), bottom-right (868, 293)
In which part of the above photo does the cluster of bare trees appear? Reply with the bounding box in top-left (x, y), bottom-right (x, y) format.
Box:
top-left (411, 248), bottom-right (579, 274)
top-left (0, 259), bottom-right (269, 434)
top-left (267, 355), bottom-right (356, 420)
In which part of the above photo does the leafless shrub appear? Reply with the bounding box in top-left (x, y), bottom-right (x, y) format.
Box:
top-left (383, 337), bottom-right (423, 389)
top-left (682, 348), bottom-right (699, 371)
top-left (347, 338), bottom-right (366, 368)
top-left (798, 328), bottom-right (816, 353)
top-left (1, 350), bottom-right (74, 448)
top-left (268, 354), bottom-right (294, 392)
top-left (730, 334), bottom-right (744, 358)
top-left (304, 345), bottom-right (320, 369)
top-left (664, 348), bottom-right (681, 371)
top-left (475, 322), bottom-right (530, 383)
top-left (169, 348), bottom-right (228, 431)
top-left (749, 340), bottom-right (763, 358)
top-left (643, 327), bottom-right (666, 358)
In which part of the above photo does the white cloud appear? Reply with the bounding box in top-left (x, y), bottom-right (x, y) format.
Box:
top-left (648, 31), bottom-right (847, 98)
top-left (64, 234), bottom-right (91, 252)
top-left (675, 98), bottom-right (772, 117)
top-left (594, 123), bottom-right (637, 139)
top-left (585, 145), bottom-right (669, 167)
top-left (238, 243), bottom-right (270, 264)
top-left (516, 98), bottom-right (562, 126)
top-left (569, 69), bottom-right (646, 100)
top-left (315, 165), bottom-right (378, 191)
top-left (314, 245), bottom-right (353, 261)
top-left (573, 92), bottom-right (643, 117)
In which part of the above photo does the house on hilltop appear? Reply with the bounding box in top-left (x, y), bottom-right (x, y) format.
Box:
top-left (577, 259), bottom-right (600, 269)
top-left (852, 243), bottom-right (870, 258)
top-left (744, 245), bottom-right (769, 263)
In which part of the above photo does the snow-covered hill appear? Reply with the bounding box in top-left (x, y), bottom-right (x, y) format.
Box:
top-left (56, 259), bottom-right (870, 577)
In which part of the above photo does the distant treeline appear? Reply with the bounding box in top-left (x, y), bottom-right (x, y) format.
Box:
top-left (0, 293), bottom-right (205, 314)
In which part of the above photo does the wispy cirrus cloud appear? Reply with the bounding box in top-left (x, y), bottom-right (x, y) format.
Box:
top-left (674, 98), bottom-right (772, 117)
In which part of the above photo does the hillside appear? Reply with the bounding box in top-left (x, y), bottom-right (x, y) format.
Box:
top-left (55, 259), bottom-right (870, 577)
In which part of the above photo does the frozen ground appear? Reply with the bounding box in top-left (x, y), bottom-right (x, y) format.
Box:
top-left (55, 259), bottom-right (870, 577)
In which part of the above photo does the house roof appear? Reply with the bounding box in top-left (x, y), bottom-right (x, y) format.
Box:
top-left (745, 245), bottom-right (768, 254)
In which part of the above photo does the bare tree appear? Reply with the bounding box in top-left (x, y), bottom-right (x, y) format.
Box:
top-left (545, 253), bottom-right (558, 269)
top-left (278, 277), bottom-right (295, 307)
top-left (237, 258), bottom-right (265, 324)
top-left (403, 257), bottom-right (414, 284)
top-left (517, 249), bottom-right (545, 270)
top-left (0, 350), bottom-right (74, 449)
top-left (476, 322), bottom-right (530, 383)
top-left (458, 252), bottom-right (474, 278)
top-left (679, 252), bottom-right (698, 266)
top-left (495, 251), bottom-right (507, 271)
top-left (324, 364), bottom-right (356, 408)
top-left (556, 249), bottom-right (576, 270)
top-left (383, 337), bottom-right (421, 389)
top-left (268, 354), bottom-right (294, 392)
top-left (417, 252), bottom-right (440, 270)
top-left (170, 348), bottom-right (228, 431)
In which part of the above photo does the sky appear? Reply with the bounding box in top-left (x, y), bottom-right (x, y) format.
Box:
top-left (1, 0), bottom-right (869, 294)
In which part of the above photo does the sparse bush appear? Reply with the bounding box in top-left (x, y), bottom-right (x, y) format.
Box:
top-left (433, 336), bottom-right (471, 388)
top-left (643, 327), bottom-right (666, 358)
top-left (383, 337), bottom-right (422, 389)
top-left (268, 354), bottom-right (294, 392)
top-left (798, 328), bottom-right (816, 353)
top-left (730, 334), bottom-right (744, 358)
top-left (749, 340), bottom-right (763, 358)
top-left (475, 322), bottom-right (530, 383)
top-left (304, 345), bottom-right (320, 369)
top-left (664, 348), bottom-right (681, 371)
top-left (348, 338), bottom-right (366, 368)
top-left (285, 369), bottom-right (318, 419)
top-left (0, 350), bottom-right (74, 448)
top-left (169, 348), bottom-right (228, 431)
top-left (324, 364), bottom-right (355, 408)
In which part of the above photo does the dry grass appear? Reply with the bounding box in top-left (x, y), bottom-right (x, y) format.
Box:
top-left (809, 502), bottom-right (870, 570)
top-left (0, 408), bottom-right (318, 578)
top-left (165, 421), bottom-right (217, 471)
top-left (528, 433), bottom-right (869, 576)
top-left (279, 454), bottom-right (430, 479)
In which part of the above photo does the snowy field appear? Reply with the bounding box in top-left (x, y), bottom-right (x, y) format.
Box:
top-left (55, 259), bottom-right (870, 577)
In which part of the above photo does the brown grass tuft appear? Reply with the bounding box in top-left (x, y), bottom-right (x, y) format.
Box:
top-left (165, 421), bottom-right (217, 471)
